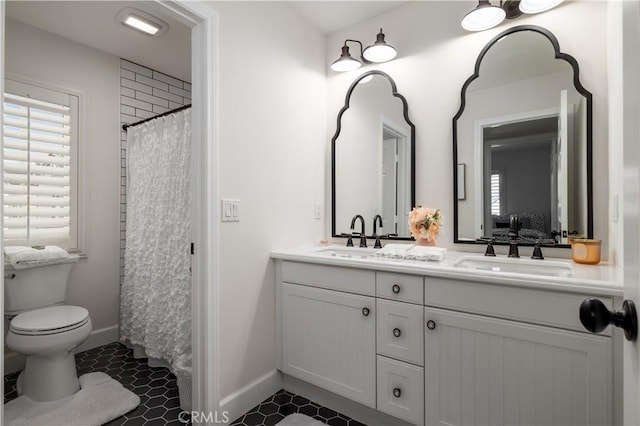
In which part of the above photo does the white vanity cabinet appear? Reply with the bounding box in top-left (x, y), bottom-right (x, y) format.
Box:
top-left (275, 256), bottom-right (618, 426)
top-left (280, 262), bottom-right (377, 408)
top-left (424, 277), bottom-right (614, 426)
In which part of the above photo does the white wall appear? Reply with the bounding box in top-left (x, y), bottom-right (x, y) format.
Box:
top-left (209, 1), bottom-right (327, 414)
top-left (5, 19), bottom-right (121, 352)
top-left (326, 1), bottom-right (609, 257)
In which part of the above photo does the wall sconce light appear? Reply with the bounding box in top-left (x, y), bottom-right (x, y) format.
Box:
top-left (461, 0), bottom-right (563, 32)
top-left (331, 29), bottom-right (397, 72)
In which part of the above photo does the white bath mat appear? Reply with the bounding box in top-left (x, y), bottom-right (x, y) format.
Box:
top-left (277, 413), bottom-right (327, 426)
top-left (4, 372), bottom-right (140, 426)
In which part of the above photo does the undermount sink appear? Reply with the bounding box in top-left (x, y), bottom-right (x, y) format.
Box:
top-left (453, 255), bottom-right (574, 277)
top-left (316, 247), bottom-right (377, 259)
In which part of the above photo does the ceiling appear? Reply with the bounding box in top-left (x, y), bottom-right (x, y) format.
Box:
top-left (5, 1), bottom-right (410, 82)
top-left (5, 1), bottom-right (192, 82)
top-left (288, 1), bottom-right (409, 34)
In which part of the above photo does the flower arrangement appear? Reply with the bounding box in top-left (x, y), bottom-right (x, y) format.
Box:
top-left (408, 206), bottom-right (442, 243)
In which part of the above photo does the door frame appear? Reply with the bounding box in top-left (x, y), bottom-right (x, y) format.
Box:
top-left (154, 0), bottom-right (220, 418)
top-left (0, 1), bottom-right (6, 420)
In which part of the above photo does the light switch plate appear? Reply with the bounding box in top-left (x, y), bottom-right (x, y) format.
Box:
top-left (222, 199), bottom-right (240, 222)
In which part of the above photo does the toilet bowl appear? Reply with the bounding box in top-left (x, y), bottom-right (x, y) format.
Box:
top-left (6, 305), bottom-right (92, 402)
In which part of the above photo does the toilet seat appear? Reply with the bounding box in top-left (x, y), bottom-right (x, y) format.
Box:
top-left (10, 305), bottom-right (90, 336)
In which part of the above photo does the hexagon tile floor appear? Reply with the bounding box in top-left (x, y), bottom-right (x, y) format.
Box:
top-left (4, 342), bottom-right (188, 425)
top-left (229, 390), bottom-right (366, 426)
top-left (4, 342), bottom-right (365, 426)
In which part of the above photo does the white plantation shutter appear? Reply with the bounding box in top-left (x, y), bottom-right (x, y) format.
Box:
top-left (3, 79), bottom-right (79, 249)
top-left (491, 172), bottom-right (501, 216)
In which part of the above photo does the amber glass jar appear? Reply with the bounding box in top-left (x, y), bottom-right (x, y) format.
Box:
top-left (570, 238), bottom-right (601, 265)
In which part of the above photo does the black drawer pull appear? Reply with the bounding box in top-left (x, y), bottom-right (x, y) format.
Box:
top-left (392, 284), bottom-right (401, 294)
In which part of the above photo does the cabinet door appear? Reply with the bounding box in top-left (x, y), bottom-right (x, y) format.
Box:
top-left (281, 283), bottom-right (376, 407)
top-left (424, 307), bottom-right (612, 426)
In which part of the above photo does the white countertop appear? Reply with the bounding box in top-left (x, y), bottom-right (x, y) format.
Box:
top-left (271, 245), bottom-right (623, 297)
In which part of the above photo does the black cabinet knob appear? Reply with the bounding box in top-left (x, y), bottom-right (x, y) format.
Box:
top-left (579, 298), bottom-right (637, 341)
top-left (426, 320), bottom-right (437, 330)
top-left (393, 328), bottom-right (402, 338)
top-left (362, 307), bottom-right (370, 317)
top-left (393, 388), bottom-right (401, 398)
top-left (392, 284), bottom-right (401, 294)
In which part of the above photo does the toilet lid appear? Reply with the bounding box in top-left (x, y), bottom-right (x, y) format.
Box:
top-left (10, 305), bottom-right (89, 335)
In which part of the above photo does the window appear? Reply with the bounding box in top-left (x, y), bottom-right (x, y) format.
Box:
top-left (490, 171), bottom-right (502, 216)
top-left (3, 79), bottom-right (79, 250)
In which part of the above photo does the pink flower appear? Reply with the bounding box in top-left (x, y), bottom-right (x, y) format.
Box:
top-left (408, 206), bottom-right (442, 242)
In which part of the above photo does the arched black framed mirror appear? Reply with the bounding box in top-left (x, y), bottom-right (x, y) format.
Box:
top-left (453, 25), bottom-right (593, 248)
top-left (332, 70), bottom-right (415, 240)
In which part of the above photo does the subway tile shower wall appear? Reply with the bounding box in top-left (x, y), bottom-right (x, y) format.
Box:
top-left (119, 60), bottom-right (192, 281)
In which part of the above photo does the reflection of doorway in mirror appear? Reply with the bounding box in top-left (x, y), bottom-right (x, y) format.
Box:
top-left (474, 108), bottom-right (562, 241)
top-left (381, 120), bottom-right (409, 237)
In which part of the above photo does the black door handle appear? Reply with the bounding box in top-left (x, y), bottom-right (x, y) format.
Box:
top-left (579, 298), bottom-right (637, 341)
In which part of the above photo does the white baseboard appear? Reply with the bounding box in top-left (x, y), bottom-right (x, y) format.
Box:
top-left (4, 324), bottom-right (119, 375)
top-left (220, 369), bottom-right (283, 423)
top-left (76, 324), bottom-right (119, 353)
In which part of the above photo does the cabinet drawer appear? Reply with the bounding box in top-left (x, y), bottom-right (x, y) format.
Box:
top-left (377, 299), bottom-right (424, 365)
top-left (281, 261), bottom-right (375, 296)
top-left (425, 277), bottom-right (614, 335)
top-left (377, 355), bottom-right (424, 425)
top-left (376, 272), bottom-right (423, 304)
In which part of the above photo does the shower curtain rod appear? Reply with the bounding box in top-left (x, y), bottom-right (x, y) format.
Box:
top-left (122, 104), bottom-right (192, 131)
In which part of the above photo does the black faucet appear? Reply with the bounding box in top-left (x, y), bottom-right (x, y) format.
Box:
top-left (372, 215), bottom-right (383, 249)
top-left (350, 214), bottom-right (367, 248)
top-left (508, 214), bottom-right (520, 258)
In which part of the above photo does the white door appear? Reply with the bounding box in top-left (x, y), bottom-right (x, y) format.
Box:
top-left (381, 137), bottom-right (397, 235)
top-left (558, 90), bottom-right (569, 242)
top-left (622, 2), bottom-right (640, 424)
top-left (281, 283), bottom-right (376, 408)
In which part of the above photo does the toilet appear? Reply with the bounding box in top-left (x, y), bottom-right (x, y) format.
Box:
top-left (4, 261), bottom-right (92, 402)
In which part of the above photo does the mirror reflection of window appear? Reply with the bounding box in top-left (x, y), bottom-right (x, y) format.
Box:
top-left (490, 171), bottom-right (502, 216)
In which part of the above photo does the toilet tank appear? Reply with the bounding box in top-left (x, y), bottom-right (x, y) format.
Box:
top-left (4, 262), bottom-right (76, 315)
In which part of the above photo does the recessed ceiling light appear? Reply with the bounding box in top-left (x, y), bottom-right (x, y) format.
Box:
top-left (117, 7), bottom-right (168, 37)
top-left (124, 15), bottom-right (160, 35)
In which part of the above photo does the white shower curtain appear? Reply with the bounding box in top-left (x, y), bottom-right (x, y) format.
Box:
top-left (120, 109), bottom-right (192, 408)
